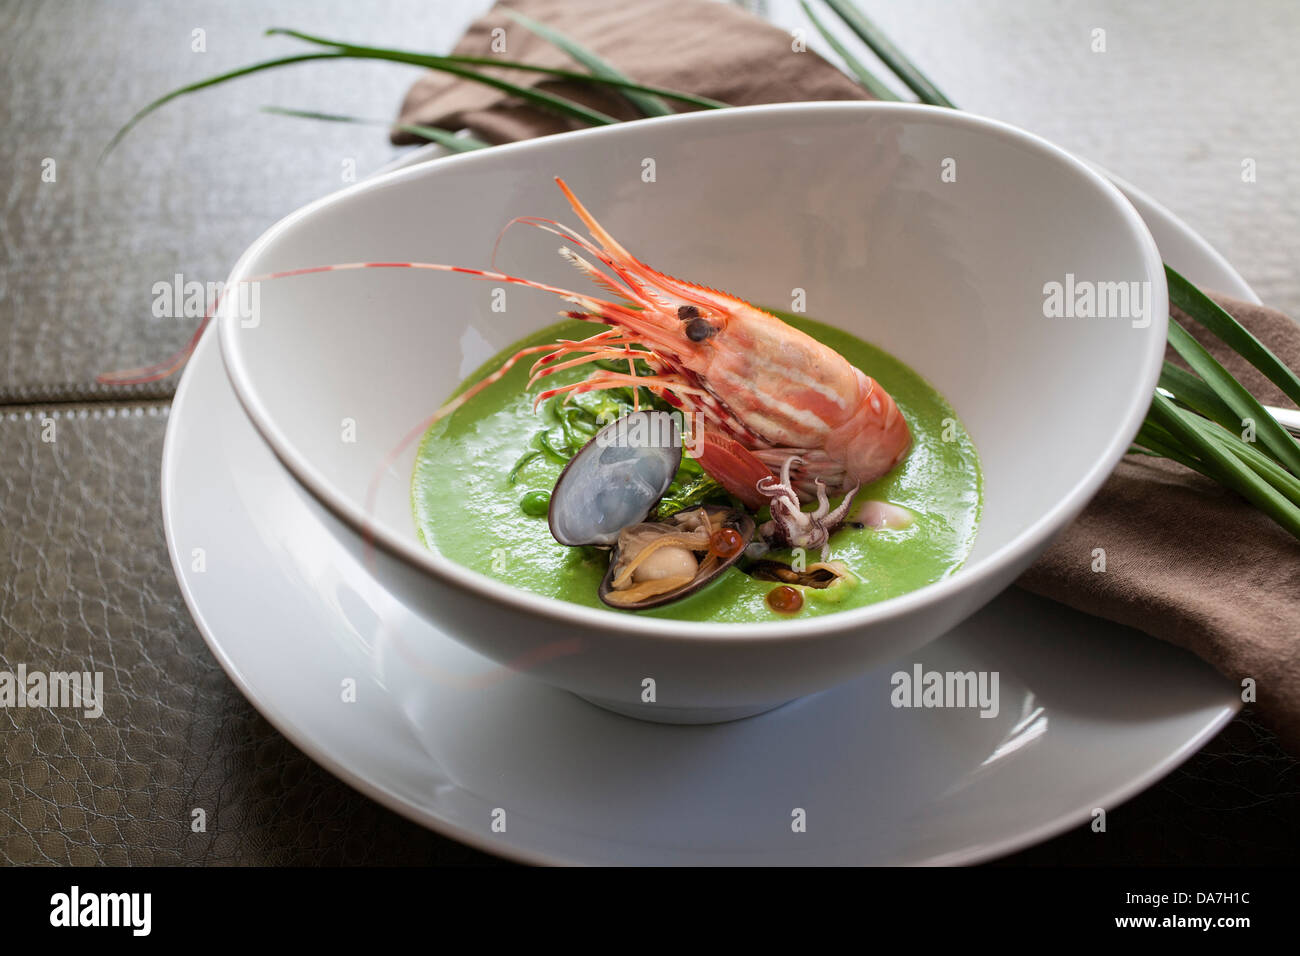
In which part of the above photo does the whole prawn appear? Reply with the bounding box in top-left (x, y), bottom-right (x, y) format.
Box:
top-left (102, 178), bottom-right (911, 550)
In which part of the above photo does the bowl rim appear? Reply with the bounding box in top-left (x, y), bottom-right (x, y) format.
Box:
top-left (217, 100), bottom-right (1169, 643)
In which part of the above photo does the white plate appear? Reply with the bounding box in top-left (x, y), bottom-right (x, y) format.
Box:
top-left (162, 167), bottom-right (1248, 866)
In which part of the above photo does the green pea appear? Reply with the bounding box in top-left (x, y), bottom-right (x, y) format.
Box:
top-left (520, 490), bottom-right (551, 517)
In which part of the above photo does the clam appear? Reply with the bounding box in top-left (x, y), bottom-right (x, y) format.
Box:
top-left (547, 410), bottom-right (754, 609)
top-left (599, 505), bottom-right (755, 610)
top-left (548, 410), bottom-right (682, 547)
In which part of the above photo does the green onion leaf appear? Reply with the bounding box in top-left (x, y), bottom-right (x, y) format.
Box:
top-left (502, 9), bottom-right (674, 117)
top-left (1181, 414), bottom-right (1300, 508)
top-left (820, 0), bottom-right (956, 107)
top-left (261, 106), bottom-right (490, 152)
top-left (799, 0), bottom-right (900, 101)
top-left (264, 30), bottom-right (617, 127)
top-left (1157, 361), bottom-right (1236, 430)
top-left (101, 52), bottom-right (347, 159)
top-left (103, 45), bottom-right (637, 158)
top-left (267, 28), bottom-right (725, 109)
top-left (1166, 265), bottom-right (1300, 408)
top-left (1147, 393), bottom-right (1300, 539)
top-left (1166, 318), bottom-right (1300, 476)
top-left (1133, 423), bottom-right (1215, 477)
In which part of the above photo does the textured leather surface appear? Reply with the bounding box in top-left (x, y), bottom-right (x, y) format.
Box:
top-left (2, 0), bottom-right (1298, 865)
top-left (0, 407), bottom-right (497, 865)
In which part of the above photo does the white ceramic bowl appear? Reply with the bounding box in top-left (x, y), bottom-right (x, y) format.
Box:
top-left (217, 102), bottom-right (1166, 723)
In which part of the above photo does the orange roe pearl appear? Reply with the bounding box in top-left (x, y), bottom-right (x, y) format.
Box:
top-left (766, 585), bottom-right (803, 614)
top-left (707, 527), bottom-right (745, 559)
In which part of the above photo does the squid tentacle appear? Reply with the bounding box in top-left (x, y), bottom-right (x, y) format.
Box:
top-left (758, 455), bottom-right (860, 561)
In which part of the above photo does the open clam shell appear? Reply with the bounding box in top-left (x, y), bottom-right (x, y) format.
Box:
top-left (598, 505), bottom-right (756, 610)
top-left (547, 410), bottom-right (682, 547)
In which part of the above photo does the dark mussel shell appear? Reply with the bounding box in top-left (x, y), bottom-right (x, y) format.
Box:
top-left (747, 560), bottom-right (841, 589)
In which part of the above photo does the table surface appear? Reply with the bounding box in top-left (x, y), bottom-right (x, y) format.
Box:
top-left (2, 0), bottom-right (1297, 865)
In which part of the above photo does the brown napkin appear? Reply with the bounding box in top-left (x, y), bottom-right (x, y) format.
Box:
top-left (393, 0), bottom-right (867, 145)
top-left (397, 0), bottom-right (1300, 750)
top-left (1021, 298), bottom-right (1300, 751)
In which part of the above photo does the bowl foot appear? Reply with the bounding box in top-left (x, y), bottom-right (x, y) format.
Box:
top-left (574, 693), bottom-right (794, 725)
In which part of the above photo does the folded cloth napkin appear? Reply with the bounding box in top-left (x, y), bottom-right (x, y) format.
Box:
top-left (396, 0), bottom-right (1300, 750)
top-left (1020, 297), bottom-right (1300, 748)
top-left (392, 0), bottom-right (867, 144)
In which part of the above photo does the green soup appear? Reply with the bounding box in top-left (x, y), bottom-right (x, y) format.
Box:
top-left (412, 312), bottom-right (981, 622)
